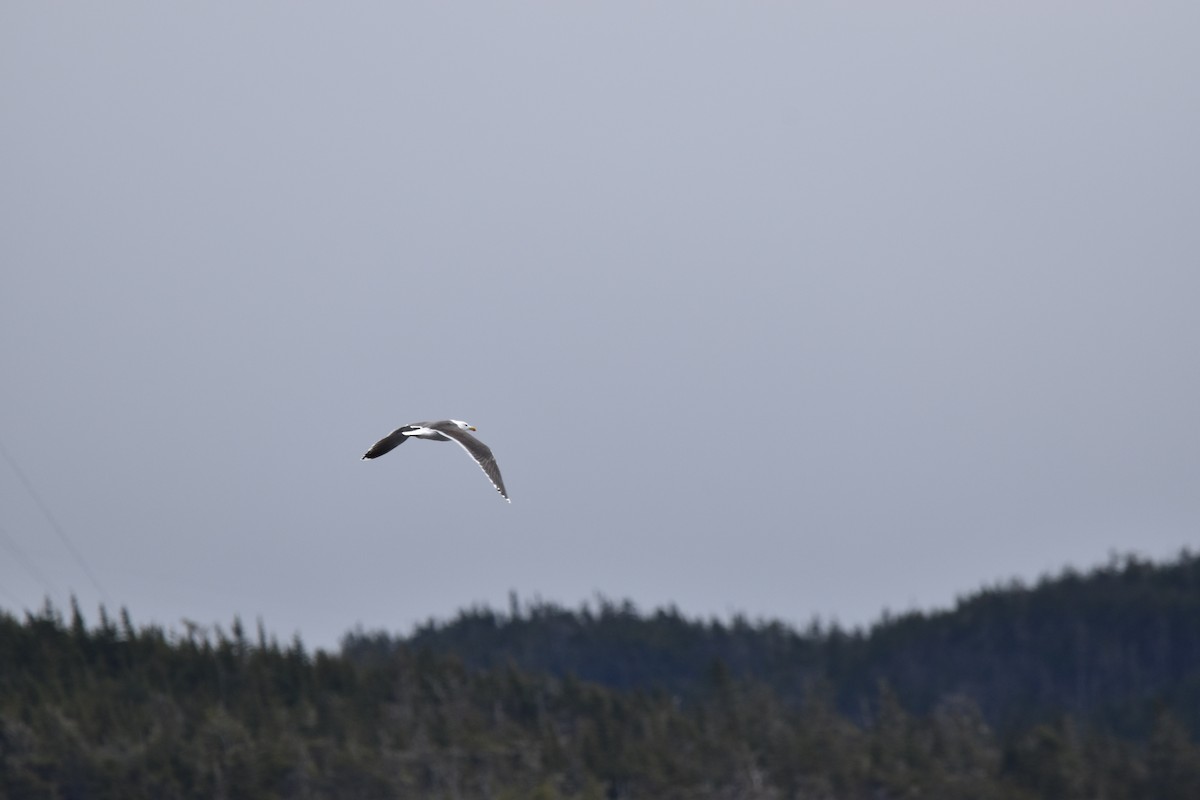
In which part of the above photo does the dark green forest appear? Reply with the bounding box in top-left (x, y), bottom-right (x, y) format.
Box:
top-left (3, 552), bottom-right (1200, 799)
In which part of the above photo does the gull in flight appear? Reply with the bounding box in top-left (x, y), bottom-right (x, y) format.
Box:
top-left (362, 419), bottom-right (509, 502)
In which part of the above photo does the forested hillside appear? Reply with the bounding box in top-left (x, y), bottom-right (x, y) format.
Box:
top-left (2, 552), bottom-right (1199, 798)
top-left (387, 551), bottom-right (1200, 737)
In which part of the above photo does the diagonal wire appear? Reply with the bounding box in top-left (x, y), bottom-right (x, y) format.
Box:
top-left (0, 521), bottom-right (59, 597)
top-left (0, 436), bottom-right (108, 602)
top-left (0, 527), bottom-right (36, 607)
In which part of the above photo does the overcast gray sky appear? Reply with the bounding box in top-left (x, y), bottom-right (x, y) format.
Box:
top-left (3, 3), bottom-right (1198, 651)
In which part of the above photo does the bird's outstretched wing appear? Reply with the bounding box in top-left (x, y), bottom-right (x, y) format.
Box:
top-left (428, 420), bottom-right (509, 502)
top-left (361, 425), bottom-right (417, 459)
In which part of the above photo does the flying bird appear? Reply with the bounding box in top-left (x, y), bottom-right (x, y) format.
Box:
top-left (362, 419), bottom-right (509, 502)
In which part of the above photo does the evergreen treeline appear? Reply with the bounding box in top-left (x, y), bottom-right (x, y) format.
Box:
top-left (387, 551), bottom-right (1200, 738)
top-left (0, 553), bottom-right (1198, 798)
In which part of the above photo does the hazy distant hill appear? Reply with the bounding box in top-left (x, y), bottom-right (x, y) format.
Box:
top-left (352, 550), bottom-right (1200, 737)
top-left (3, 551), bottom-right (1199, 798)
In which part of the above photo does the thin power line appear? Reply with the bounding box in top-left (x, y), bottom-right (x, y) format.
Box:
top-left (0, 436), bottom-right (108, 602)
top-left (0, 525), bottom-right (34, 607)
top-left (0, 522), bottom-right (59, 597)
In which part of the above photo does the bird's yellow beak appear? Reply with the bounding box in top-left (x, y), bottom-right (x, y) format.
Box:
top-left (468, 426), bottom-right (477, 431)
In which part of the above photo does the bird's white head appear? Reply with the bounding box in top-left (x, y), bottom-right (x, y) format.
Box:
top-left (450, 419), bottom-right (477, 432)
